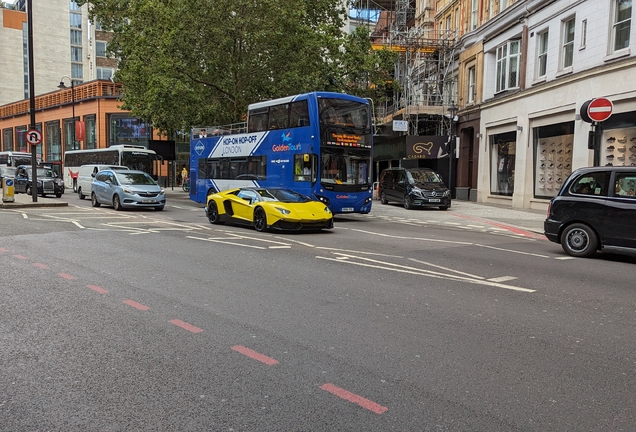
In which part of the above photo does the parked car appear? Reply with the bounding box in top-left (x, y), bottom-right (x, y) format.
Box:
top-left (77, 164), bottom-right (129, 199)
top-left (205, 187), bottom-right (333, 232)
top-left (544, 166), bottom-right (636, 258)
top-left (378, 167), bottom-right (451, 210)
top-left (13, 165), bottom-right (64, 197)
top-left (90, 169), bottom-right (166, 211)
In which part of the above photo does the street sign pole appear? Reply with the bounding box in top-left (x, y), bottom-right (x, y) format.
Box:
top-left (27, 0), bottom-right (37, 202)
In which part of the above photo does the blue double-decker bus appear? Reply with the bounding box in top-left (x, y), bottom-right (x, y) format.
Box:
top-left (189, 92), bottom-right (373, 214)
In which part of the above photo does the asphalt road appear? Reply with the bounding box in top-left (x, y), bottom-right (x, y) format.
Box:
top-left (1, 195), bottom-right (635, 431)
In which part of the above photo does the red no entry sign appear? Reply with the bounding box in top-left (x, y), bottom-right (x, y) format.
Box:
top-left (587, 98), bottom-right (613, 122)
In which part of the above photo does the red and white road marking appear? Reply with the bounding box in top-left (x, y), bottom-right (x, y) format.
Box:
top-left (33, 263), bottom-right (49, 269)
top-left (58, 273), bottom-right (76, 280)
top-left (231, 345), bottom-right (279, 366)
top-left (169, 319), bottom-right (203, 334)
top-left (123, 299), bottom-right (150, 310)
top-left (86, 285), bottom-right (108, 294)
top-left (320, 383), bottom-right (388, 414)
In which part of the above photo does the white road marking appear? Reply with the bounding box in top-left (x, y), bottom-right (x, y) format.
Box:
top-left (316, 247), bottom-right (403, 258)
top-left (554, 256), bottom-right (577, 260)
top-left (275, 237), bottom-right (315, 248)
top-left (474, 243), bottom-right (550, 258)
top-left (318, 254), bottom-right (535, 293)
top-left (269, 245), bottom-right (292, 249)
top-left (22, 213), bottom-right (28, 218)
top-left (186, 235), bottom-right (266, 249)
top-left (488, 276), bottom-right (518, 282)
top-left (72, 221), bottom-right (85, 229)
top-left (349, 229), bottom-right (473, 245)
top-left (408, 258), bottom-right (486, 280)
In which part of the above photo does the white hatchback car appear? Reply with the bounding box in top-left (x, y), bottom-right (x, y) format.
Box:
top-left (90, 169), bottom-right (166, 211)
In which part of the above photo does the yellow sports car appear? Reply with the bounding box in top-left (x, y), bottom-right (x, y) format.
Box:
top-left (205, 187), bottom-right (334, 232)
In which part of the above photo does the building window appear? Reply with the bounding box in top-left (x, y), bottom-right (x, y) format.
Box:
top-left (45, 121), bottom-right (61, 161)
top-left (70, 29), bottom-right (81, 45)
top-left (580, 19), bottom-right (587, 49)
top-left (468, 66), bottom-right (476, 103)
top-left (496, 40), bottom-right (520, 92)
top-left (499, 0), bottom-right (507, 12)
top-left (71, 63), bottom-right (83, 80)
top-left (537, 30), bottom-right (549, 77)
top-left (69, 0), bottom-right (80, 11)
top-left (15, 126), bottom-right (28, 152)
top-left (490, 132), bottom-right (516, 196)
top-left (96, 41), bottom-right (107, 57)
top-left (471, 0), bottom-right (478, 30)
top-left (455, 8), bottom-right (459, 33)
top-left (446, 15), bottom-right (451, 32)
top-left (612, 0), bottom-right (632, 52)
top-left (71, 46), bottom-right (82, 62)
top-left (70, 12), bottom-right (81, 28)
top-left (561, 17), bottom-right (575, 69)
top-left (93, 20), bottom-right (102, 31)
top-left (63, 118), bottom-right (78, 151)
top-left (533, 121), bottom-right (574, 199)
top-left (97, 67), bottom-right (113, 80)
top-left (2, 128), bottom-right (13, 151)
top-left (84, 115), bottom-right (96, 150)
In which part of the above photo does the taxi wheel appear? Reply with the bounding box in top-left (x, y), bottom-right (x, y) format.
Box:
top-left (113, 194), bottom-right (123, 211)
top-left (380, 191), bottom-right (388, 205)
top-left (91, 193), bottom-right (101, 207)
top-left (253, 207), bottom-right (267, 232)
top-left (26, 186), bottom-right (32, 196)
top-left (561, 223), bottom-right (598, 258)
top-left (207, 201), bottom-right (223, 224)
top-left (78, 187), bottom-right (85, 199)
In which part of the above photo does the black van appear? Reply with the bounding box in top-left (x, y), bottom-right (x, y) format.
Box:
top-left (378, 167), bottom-right (451, 210)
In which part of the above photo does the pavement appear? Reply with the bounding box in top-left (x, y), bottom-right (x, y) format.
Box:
top-left (1, 188), bottom-right (547, 236)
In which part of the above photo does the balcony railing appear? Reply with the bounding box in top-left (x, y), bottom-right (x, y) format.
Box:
top-left (0, 80), bottom-right (123, 119)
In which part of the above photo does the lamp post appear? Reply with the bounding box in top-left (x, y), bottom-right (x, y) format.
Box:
top-left (447, 101), bottom-right (458, 198)
top-left (57, 77), bottom-right (76, 150)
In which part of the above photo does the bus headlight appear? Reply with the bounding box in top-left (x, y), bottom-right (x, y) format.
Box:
top-left (275, 207), bottom-right (291, 215)
top-left (314, 194), bottom-right (330, 206)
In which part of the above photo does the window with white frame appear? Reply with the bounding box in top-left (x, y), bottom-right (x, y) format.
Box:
top-left (446, 15), bottom-right (451, 32)
top-left (96, 41), bottom-right (107, 57)
top-left (496, 40), bottom-right (521, 92)
top-left (537, 30), bottom-right (549, 77)
top-left (468, 66), bottom-right (476, 103)
top-left (471, 0), bottom-right (479, 30)
top-left (612, 0), bottom-right (632, 52)
top-left (580, 19), bottom-right (587, 49)
top-left (97, 67), bottom-right (113, 80)
top-left (561, 17), bottom-right (575, 69)
top-left (499, 0), bottom-right (507, 12)
top-left (455, 8), bottom-right (459, 33)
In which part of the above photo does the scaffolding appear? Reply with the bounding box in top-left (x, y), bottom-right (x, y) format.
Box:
top-left (351, 0), bottom-right (457, 137)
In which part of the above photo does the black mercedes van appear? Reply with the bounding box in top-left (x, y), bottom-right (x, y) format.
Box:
top-left (378, 167), bottom-right (451, 210)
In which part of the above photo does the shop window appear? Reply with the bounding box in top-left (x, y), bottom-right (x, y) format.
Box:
top-left (15, 126), bottom-right (28, 152)
top-left (45, 121), bottom-right (61, 161)
top-left (84, 115), bottom-right (96, 149)
top-left (611, 0), bottom-right (632, 52)
top-left (489, 132), bottom-right (516, 196)
top-left (561, 17), bottom-right (575, 69)
top-left (2, 128), bottom-right (12, 151)
top-left (108, 114), bottom-right (149, 147)
top-left (602, 124), bottom-right (636, 167)
top-left (533, 122), bottom-right (574, 198)
top-left (293, 153), bottom-right (317, 182)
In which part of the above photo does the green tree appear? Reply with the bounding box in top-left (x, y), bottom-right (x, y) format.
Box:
top-left (79, 0), bottom-right (395, 133)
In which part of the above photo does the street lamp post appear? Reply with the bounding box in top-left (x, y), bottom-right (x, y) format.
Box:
top-left (57, 77), bottom-right (76, 150)
top-left (447, 101), bottom-right (458, 198)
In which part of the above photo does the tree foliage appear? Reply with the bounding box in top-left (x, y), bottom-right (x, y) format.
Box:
top-left (78, 0), bottom-right (397, 133)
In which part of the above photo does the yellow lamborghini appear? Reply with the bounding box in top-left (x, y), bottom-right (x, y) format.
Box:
top-left (205, 187), bottom-right (334, 232)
